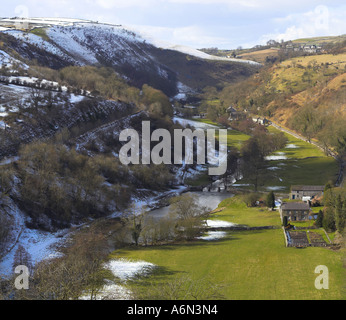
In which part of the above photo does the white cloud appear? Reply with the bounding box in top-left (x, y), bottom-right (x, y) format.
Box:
top-left (2, 0), bottom-right (346, 49)
top-left (127, 24), bottom-right (230, 48)
top-left (259, 5), bottom-right (346, 44)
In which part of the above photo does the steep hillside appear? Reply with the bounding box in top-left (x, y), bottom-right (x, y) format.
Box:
top-left (0, 19), bottom-right (260, 97)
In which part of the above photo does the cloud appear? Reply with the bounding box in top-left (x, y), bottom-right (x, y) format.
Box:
top-left (94, 0), bottom-right (158, 9)
top-left (259, 5), bottom-right (346, 44)
top-left (127, 24), bottom-right (230, 48)
top-left (2, 0), bottom-right (346, 49)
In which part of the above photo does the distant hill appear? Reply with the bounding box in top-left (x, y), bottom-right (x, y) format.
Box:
top-left (201, 34), bottom-right (346, 64)
top-left (292, 34), bottom-right (346, 45)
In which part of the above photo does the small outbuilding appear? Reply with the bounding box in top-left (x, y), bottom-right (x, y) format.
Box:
top-left (290, 185), bottom-right (324, 200)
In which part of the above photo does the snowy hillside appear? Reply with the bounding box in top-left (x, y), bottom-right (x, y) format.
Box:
top-left (0, 18), bottom-right (260, 96)
top-left (163, 45), bottom-right (261, 65)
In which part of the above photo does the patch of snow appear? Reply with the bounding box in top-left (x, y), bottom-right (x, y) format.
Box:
top-left (0, 49), bottom-right (28, 70)
top-left (0, 200), bottom-right (68, 276)
top-left (0, 156), bottom-right (19, 166)
top-left (0, 120), bottom-right (10, 129)
top-left (173, 116), bottom-right (218, 129)
top-left (197, 231), bottom-right (227, 241)
top-left (174, 93), bottom-right (187, 100)
top-left (266, 186), bottom-right (286, 191)
top-left (5, 30), bottom-right (76, 64)
top-left (104, 258), bottom-right (156, 281)
top-left (265, 154), bottom-right (288, 161)
top-left (141, 35), bottom-right (261, 66)
top-left (79, 282), bottom-right (132, 300)
top-left (286, 144), bottom-right (299, 149)
top-left (47, 26), bottom-right (99, 65)
top-left (206, 220), bottom-right (236, 228)
top-left (70, 94), bottom-right (85, 104)
top-left (267, 166), bottom-right (280, 171)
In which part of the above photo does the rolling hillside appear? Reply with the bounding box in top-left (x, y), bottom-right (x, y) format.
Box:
top-left (213, 47), bottom-right (346, 158)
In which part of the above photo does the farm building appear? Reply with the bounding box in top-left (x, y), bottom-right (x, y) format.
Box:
top-left (227, 106), bottom-right (244, 121)
top-left (252, 116), bottom-right (270, 126)
top-left (290, 185), bottom-right (324, 200)
top-left (279, 202), bottom-right (312, 222)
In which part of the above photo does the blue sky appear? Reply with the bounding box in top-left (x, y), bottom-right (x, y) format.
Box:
top-left (1, 0), bottom-right (346, 49)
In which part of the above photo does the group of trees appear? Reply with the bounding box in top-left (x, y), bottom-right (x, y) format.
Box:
top-left (26, 65), bottom-right (174, 120)
top-left (0, 218), bottom-right (118, 300)
top-left (120, 193), bottom-right (211, 247)
top-left (0, 142), bottom-right (131, 230)
top-left (316, 185), bottom-right (346, 234)
top-left (0, 128), bottom-right (177, 231)
top-left (240, 127), bottom-right (288, 191)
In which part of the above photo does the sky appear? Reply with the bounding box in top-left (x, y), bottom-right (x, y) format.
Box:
top-left (1, 0), bottom-right (346, 49)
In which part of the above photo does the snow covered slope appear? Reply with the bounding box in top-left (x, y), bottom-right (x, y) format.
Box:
top-left (0, 18), bottom-right (260, 96)
top-left (163, 44), bottom-right (260, 65)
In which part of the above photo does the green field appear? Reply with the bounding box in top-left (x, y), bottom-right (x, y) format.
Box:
top-left (109, 196), bottom-right (345, 300)
top-left (238, 126), bottom-right (339, 193)
top-left (190, 118), bottom-right (251, 149)
top-left (227, 129), bottom-right (251, 149)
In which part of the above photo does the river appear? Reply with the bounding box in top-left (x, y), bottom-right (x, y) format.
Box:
top-left (148, 191), bottom-right (233, 219)
top-left (147, 117), bottom-right (234, 219)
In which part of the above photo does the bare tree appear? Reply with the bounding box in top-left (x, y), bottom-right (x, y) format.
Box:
top-left (169, 193), bottom-right (210, 240)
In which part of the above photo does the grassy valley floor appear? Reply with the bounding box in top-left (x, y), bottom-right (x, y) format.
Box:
top-left (109, 197), bottom-right (344, 300)
top-left (106, 122), bottom-right (344, 300)
top-left (237, 125), bottom-right (339, 193)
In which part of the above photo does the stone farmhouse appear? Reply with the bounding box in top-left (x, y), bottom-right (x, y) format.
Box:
top-left (279, 202), bottom-right (312, 222)
top-left (227, 106), bottom-right (244, 121)
top-left (289, 185), bottom-right (324, 201)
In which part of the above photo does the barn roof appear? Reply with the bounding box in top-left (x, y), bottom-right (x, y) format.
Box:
top-left (281, 202), bottom-right (310, 211)
top-left (291, 185), bottom-right (324, 192)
